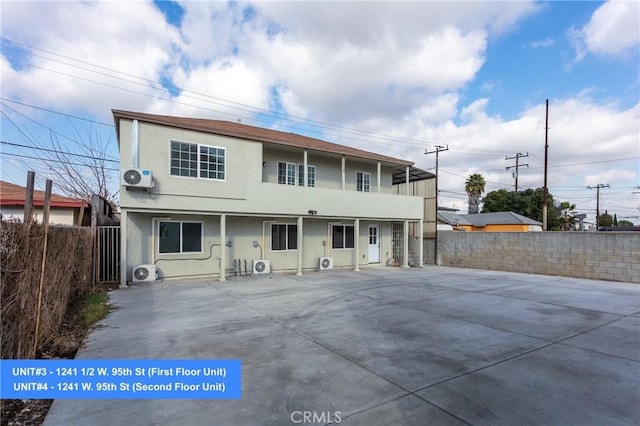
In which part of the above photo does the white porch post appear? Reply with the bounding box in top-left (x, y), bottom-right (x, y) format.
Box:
top-left (119, 210), bottom-right (128, 288)
top-left (418, 219), bottom-right (424, 268)
top-left (377, 161), bottom-right (381, 193)
top-left (354, 218), bottom-right (360, 271)
top-left (403, 220), bottom-right (409, 268)
top-left (342, 155), bottom-right (346, 190)
top-left (219, 214), bottom-right (226, 282)
top-left (297, 216), bottom-right (303, 275)
top-left (303, 149), bottom-right (308, 187)
top-left (406, 166), bottom-right (410, 194)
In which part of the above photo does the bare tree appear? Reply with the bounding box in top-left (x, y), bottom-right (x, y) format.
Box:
top-left (1, 103), bottom-right (119, 207)
top-left (47, 123), bottom-right (119, 206)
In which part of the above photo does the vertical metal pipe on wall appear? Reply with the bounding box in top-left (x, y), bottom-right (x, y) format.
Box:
top-left (354, 219), bottom-right (360, 272)
top-left (132, 119), bottom-right (139, 168)
top-left (297, 216), bottom-right (304, 276)
top-left (219, 214), bottom-right (226, 282)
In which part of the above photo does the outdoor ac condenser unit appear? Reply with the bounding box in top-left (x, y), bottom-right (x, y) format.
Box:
top-left (132, 264), bottom-right (158, 283)
top-left (122, 168), bottom-right (154, 189)
top-left (252, 260), bottom-right (270, 275)
top-left (319, 257), bottom-right (334, 270)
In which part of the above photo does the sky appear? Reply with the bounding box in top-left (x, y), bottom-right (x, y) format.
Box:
top-left (1, 0), bottom-right (639, 225)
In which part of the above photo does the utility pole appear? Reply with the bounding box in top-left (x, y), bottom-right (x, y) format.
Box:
top-left (505, 152), bottom-right (529, 192)
top-left (425, 145), bottom-right (448, 265)
top-left (543, 99), bottom-right (549, 231)
top-left (587, 184), bottom-right (610, 230)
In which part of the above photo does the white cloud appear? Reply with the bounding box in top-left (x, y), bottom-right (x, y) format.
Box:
top-left (2, 1), bottom-right (636, 221)
top-left (348, 94), bottom-right (639, 217)
top-left (524, 37), bottom-right (555, 48)
top-left (570, 0), bottom-right (640, 62)
top-left (0, 1), bottom-right (180, 120)
top-left (168, 1), bottom-right (538, 123)
top-left (584, 169), bottom-right (635, 187)
top-left (149, 58), bottom-right (271, 120)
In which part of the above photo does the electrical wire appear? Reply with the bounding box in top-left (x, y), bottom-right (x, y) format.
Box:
top-left (1, 152), bottom-right (119, 171)
top-left (1, 141), bottom-right (119, 163)
top-left (0, 98), bottom-right (114, 127)
top-left (1, 102), bottom-right (119, 158)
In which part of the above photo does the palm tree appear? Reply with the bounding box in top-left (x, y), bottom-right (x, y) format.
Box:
top-left (559, 201), bottom-right (577, 231)
top-left (465, 173), bottom-right (486, 214)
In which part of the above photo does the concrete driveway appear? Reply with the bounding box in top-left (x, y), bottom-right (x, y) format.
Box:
top-left (46, 266), bottom-right (640, 425)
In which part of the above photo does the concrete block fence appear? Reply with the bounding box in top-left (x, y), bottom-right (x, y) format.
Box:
top-left (434, 232), bottom-right (640, 283)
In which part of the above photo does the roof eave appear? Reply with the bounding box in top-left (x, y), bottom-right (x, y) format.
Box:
top-left (112, 110), bottom-right (414, 167)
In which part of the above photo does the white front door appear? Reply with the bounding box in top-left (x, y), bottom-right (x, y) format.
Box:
top-left (368, 225), bottom-right (380, 263)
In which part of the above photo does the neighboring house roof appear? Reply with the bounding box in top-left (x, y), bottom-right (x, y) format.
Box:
top-left (437, 211), bottom-right (473, 226)
top-left (112, 109), bottom-right (414, 167)
top-left (438, 211), bottom-right (542, 227)
top-left (0, 180), bottom-right (87, 208)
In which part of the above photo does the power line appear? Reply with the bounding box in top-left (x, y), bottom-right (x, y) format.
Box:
top-left (1, 102), bottom-right (118, 158)
top-left (1, 141), bottom-right (119, 163)
top-left (3, 37), bottom-right (519, 157)
top-left (0, 98), bottom-right (114, 127)
top-left (587, 184), bottom-right (610, 230)
top-left (1, 152), bottom-right (119, 171)
top-left (505, 152), bottom-right (529, 191)
top-left (1, 38), bottom-right (445, 150)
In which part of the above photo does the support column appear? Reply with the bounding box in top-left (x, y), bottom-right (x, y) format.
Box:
top-left (119, 210), bottom-right (128, 288)
top-left (219, 214), bottom-right (226, 282)
top-left (418, 219), bottom-right (424, 268)
top-left (403, 220), bottom-right (409, 268)
top-left (406, 166), bottom-right (410, 194)
top-left (303, 149), bottom-right (308, 187)
top-left (297, 216), bottom-right (303, 276)
top-left (354, 219), bottom-right (360, 271)
top-left (377, 161), bottom-right (381, 193)
top-left (341, 155), bottom-right (346, 190)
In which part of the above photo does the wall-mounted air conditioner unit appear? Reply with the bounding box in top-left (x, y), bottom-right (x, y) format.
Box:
top-left (132, 264), bottom-right (158, 283)
top-left (252, 260), bottom-right (270, 275)
top-left (122, 168), bottom-right (154, 189)
top-left (319, 257), bottom-right (334, 270)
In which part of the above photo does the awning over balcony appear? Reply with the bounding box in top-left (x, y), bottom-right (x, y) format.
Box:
top-left (391, 166), bottom-right (436, 185)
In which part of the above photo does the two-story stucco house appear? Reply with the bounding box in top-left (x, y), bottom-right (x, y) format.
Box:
top-left (113, 110), bottom-right (430, 285)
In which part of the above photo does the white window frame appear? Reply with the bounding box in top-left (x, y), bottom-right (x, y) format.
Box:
top-left (330, 224), bottom-right (355, 250)
top-left (157, 220), bottom-right (204, 255)
top-left (277, 162), bottom-right (297, 185)
top-left (357, 172), bottom-right (371, 192)
top-left (271, 223), bottom-right (298, 251)
top-left (278, 162), bottom-right (316, 186)
top-left (298, 164), bottom-right (316, 187)
top-left (169, 140), bottom-right (226, 181)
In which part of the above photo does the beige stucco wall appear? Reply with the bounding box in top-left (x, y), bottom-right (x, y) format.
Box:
top-left (118, 118), bottom-right (426, 282)
top-left (119, 119), bottom-right (423, 220)
top-left (124, 212), bottom-right (399, 280)
top-left (262, 146), bottom-right (394, 193)
top-left (1, 207), bottom-right (77, 225)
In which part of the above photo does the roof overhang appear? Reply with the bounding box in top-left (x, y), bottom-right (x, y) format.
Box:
top-left (112, 109), bottom-right (414, 167)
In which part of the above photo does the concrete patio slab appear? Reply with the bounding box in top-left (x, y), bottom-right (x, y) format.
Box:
top-left (45, 266), bottom-right (640, 426)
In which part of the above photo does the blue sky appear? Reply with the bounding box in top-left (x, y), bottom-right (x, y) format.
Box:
top-left (1, 1), bottom-right (638, 224)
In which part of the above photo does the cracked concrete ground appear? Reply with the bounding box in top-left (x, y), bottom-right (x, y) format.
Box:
top-left (45, 266), bottom-right (640, 425)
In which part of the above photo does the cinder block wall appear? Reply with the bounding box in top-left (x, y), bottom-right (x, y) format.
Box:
top-left (436, 232), bottom-right (640, 283)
